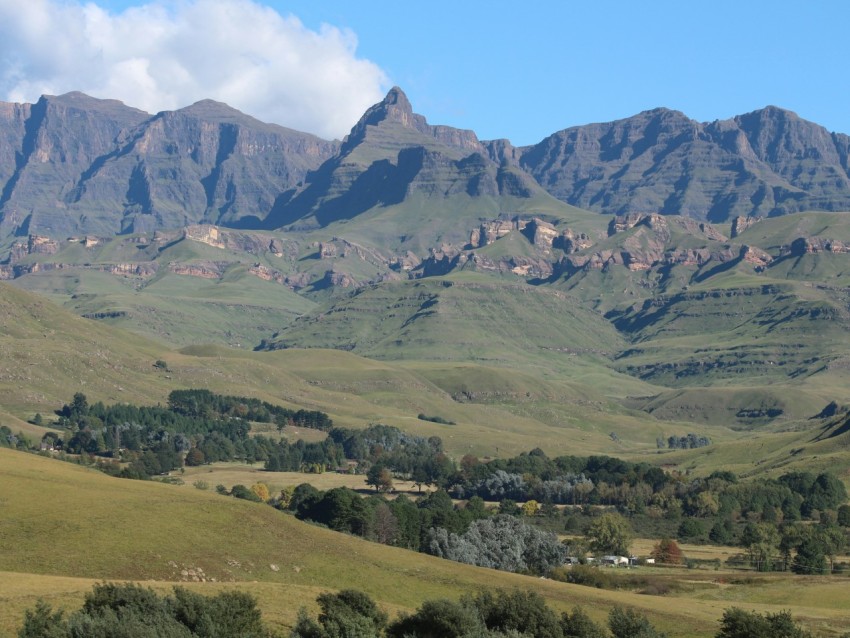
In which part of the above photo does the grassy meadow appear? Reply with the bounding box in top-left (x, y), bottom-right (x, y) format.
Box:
top-left (3, 448), bottom-right (850, 637)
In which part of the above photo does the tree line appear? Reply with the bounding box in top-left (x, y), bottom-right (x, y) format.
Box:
top-left (36, 393), bottom-right (850, 573)
top-left (40, 393), bottom-right (454, 484)
top-left (18, 582), bottom-right (820, 638)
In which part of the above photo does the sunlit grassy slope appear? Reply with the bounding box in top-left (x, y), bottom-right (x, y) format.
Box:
top-left (0, 281), bottom-right (701, 458)
top-left (3, 448), bottom-right (850, 637)
top-left (2, 279), bottom-right (848, 474)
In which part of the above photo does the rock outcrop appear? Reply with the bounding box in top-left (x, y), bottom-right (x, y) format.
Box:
top-left (783, 237), bottom-right (850, 256)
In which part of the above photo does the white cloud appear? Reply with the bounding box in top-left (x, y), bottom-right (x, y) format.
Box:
top-left (0, 0), bottom-right (389, 139)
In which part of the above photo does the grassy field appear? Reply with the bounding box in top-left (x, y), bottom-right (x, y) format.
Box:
top-left (5, 212), bottom-right (850, 473)
top-left (177, 462), bottom-right (428, 496)
top-left (3, 448), bottom-right (850, 637)
top-left (5, 277), bottom-right (850, 490)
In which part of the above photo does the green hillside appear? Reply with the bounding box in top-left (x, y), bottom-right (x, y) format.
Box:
top-left (266, 277), bottom-right (623, 373)
top-left (4, 448), bottom-right (850, 637)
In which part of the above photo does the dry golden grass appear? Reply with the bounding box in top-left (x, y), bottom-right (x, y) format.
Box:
top-left (178, 462), bottom-right (429, 496)
top-left (4, 448), bottom-right (850, 636)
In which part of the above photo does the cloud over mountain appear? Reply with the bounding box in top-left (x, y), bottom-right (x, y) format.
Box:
top-left (0, 0), bottom-right (388, 139)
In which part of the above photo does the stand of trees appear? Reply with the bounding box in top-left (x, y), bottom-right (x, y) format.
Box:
top-left (18, 583), bottom-right (821, 638)
top-left (1, 424), bottom-right (29, 451)
top-left (293, 588), bottom-right (669, 638)
top-left (42, 391), bottom-right (338, 479)
top-left (45, 392), bottom-right (457, 486)
top-left (32, 394), bottom-right (850, 574)
top-left (18, 582), bottom-right (269, 638)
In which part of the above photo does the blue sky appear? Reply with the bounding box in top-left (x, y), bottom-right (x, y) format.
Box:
top-left (2, 0), bottom-right (848, 145)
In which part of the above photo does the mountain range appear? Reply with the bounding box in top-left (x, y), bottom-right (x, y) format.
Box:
top-left (2, 87), bottom-right (850, 241)
top-left (6, 86), bottom-right (850, 638)
top-left (3, 86), bottom-right (850, 444)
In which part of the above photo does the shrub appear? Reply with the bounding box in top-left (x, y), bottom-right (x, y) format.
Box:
top-left (561, 606), bottom-right (607, 638)
top-left (18, 583), bottom-right (269, 638)
top-left (716, 607), bottom-right (811, 638)
top-left (550, 565), bottom-right (618, 590)
top-left (608, 606), bottom-right (666, 638)
top-left (231, 484), bottom-right (263, 502)
top-left (387, 599), bottom-right (481, 638)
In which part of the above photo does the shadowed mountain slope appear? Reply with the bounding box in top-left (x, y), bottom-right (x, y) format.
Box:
top-left (2, 90), bottom-right (850, 240)
top-left (0, 93), bottom-right (337, 237)
top-left (262, 87), bottom-right (577, 253)
top-left (517, 106), bottom-right (850, 222)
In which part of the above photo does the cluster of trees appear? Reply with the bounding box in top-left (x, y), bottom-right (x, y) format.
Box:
top-left (288, 485), bottom-right (487, 552)
top-left (41, 393), bottom-right (453, 484)
top-left (447, 450), bottom-right (848, 541)
top-left (36, 395), bottom-right (850, 575)
top-left (448, 451), bottom-right (670, 506)
top-left (265, 424), bottom-right (455, 479)
top-left (434, 449), bottom-right (850, 574)
top-left (426, 515), bottom-right (566, 573)
top-left (285, 485), bottom-right (622, 577)
top-left (292, 588), bottom-right (668, 638)
top-left (17, 582), bottom-right (820, 638)
top-left (291, 589), bottom-right (821, 638)
top-left (42, 391), bottom-right (337, 479)
top-left (18, 582), bottom-right (269, 637)
top-left (166, 389), bottom-right (332, 431)
top-left (1, 424), bottom-right (28, 450)
top-left (716, 608), bottom-right (818, 638)
top-left (737, 516), bottom-right (847, 574)
top-left (660, 433), bottom-right (711, 449)
top-left (329, 424), bottom-right (453, 485)
top-left (264, 446), bottom-right (850, 577)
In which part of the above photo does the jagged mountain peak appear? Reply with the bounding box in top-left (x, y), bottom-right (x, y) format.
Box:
top-left (342, 86), bottom-right (429, 150)
top-left (732, 104), bottom-right (842, 166)
top-left (382, 86), bottom-right (413, 112)
top-left (366, 86), bottom-right (417, 125)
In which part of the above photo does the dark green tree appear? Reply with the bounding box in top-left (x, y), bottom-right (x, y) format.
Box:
top-left (366, 464), bottom-right (393, 492)
top-left (467, 589), bottom-right (562, 638)
top-left (17, 583), bottom-right (269, 638)
top-left (230, 484), bottom-right (263, 502)
top-left (792, 536), bottom-right (828, 575)
top-left (386, 599), bottom-right (482, 638)
top-left (561, 606), bottom-right (606, 638)
top-left (292, 589), bottom-right (387, 638)
top-left (17, 600), bottom-right (67, 638)
top-left (608, 606), bottom-right (666, 638)
top-left (586, 513), bottom-right (632, 556)
top-left (837, 504), bottom-right (850, 527)
top-left (715, 608), bottom-right (811, 638)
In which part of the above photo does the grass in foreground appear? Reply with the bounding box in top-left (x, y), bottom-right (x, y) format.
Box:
top-left (4, 449), bottom-right (850, 636)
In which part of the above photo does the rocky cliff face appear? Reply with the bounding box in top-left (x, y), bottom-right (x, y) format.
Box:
top-left (0, 93), bottom-right (337, 238)
top-left (261, 87), bottom-right (557, 233)
top-left (0, 92), bottom-right (150, 237)
top-left (1, 90), bottom-right (850, 241)
top-left (519, 107), bottom-right (850, 222)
